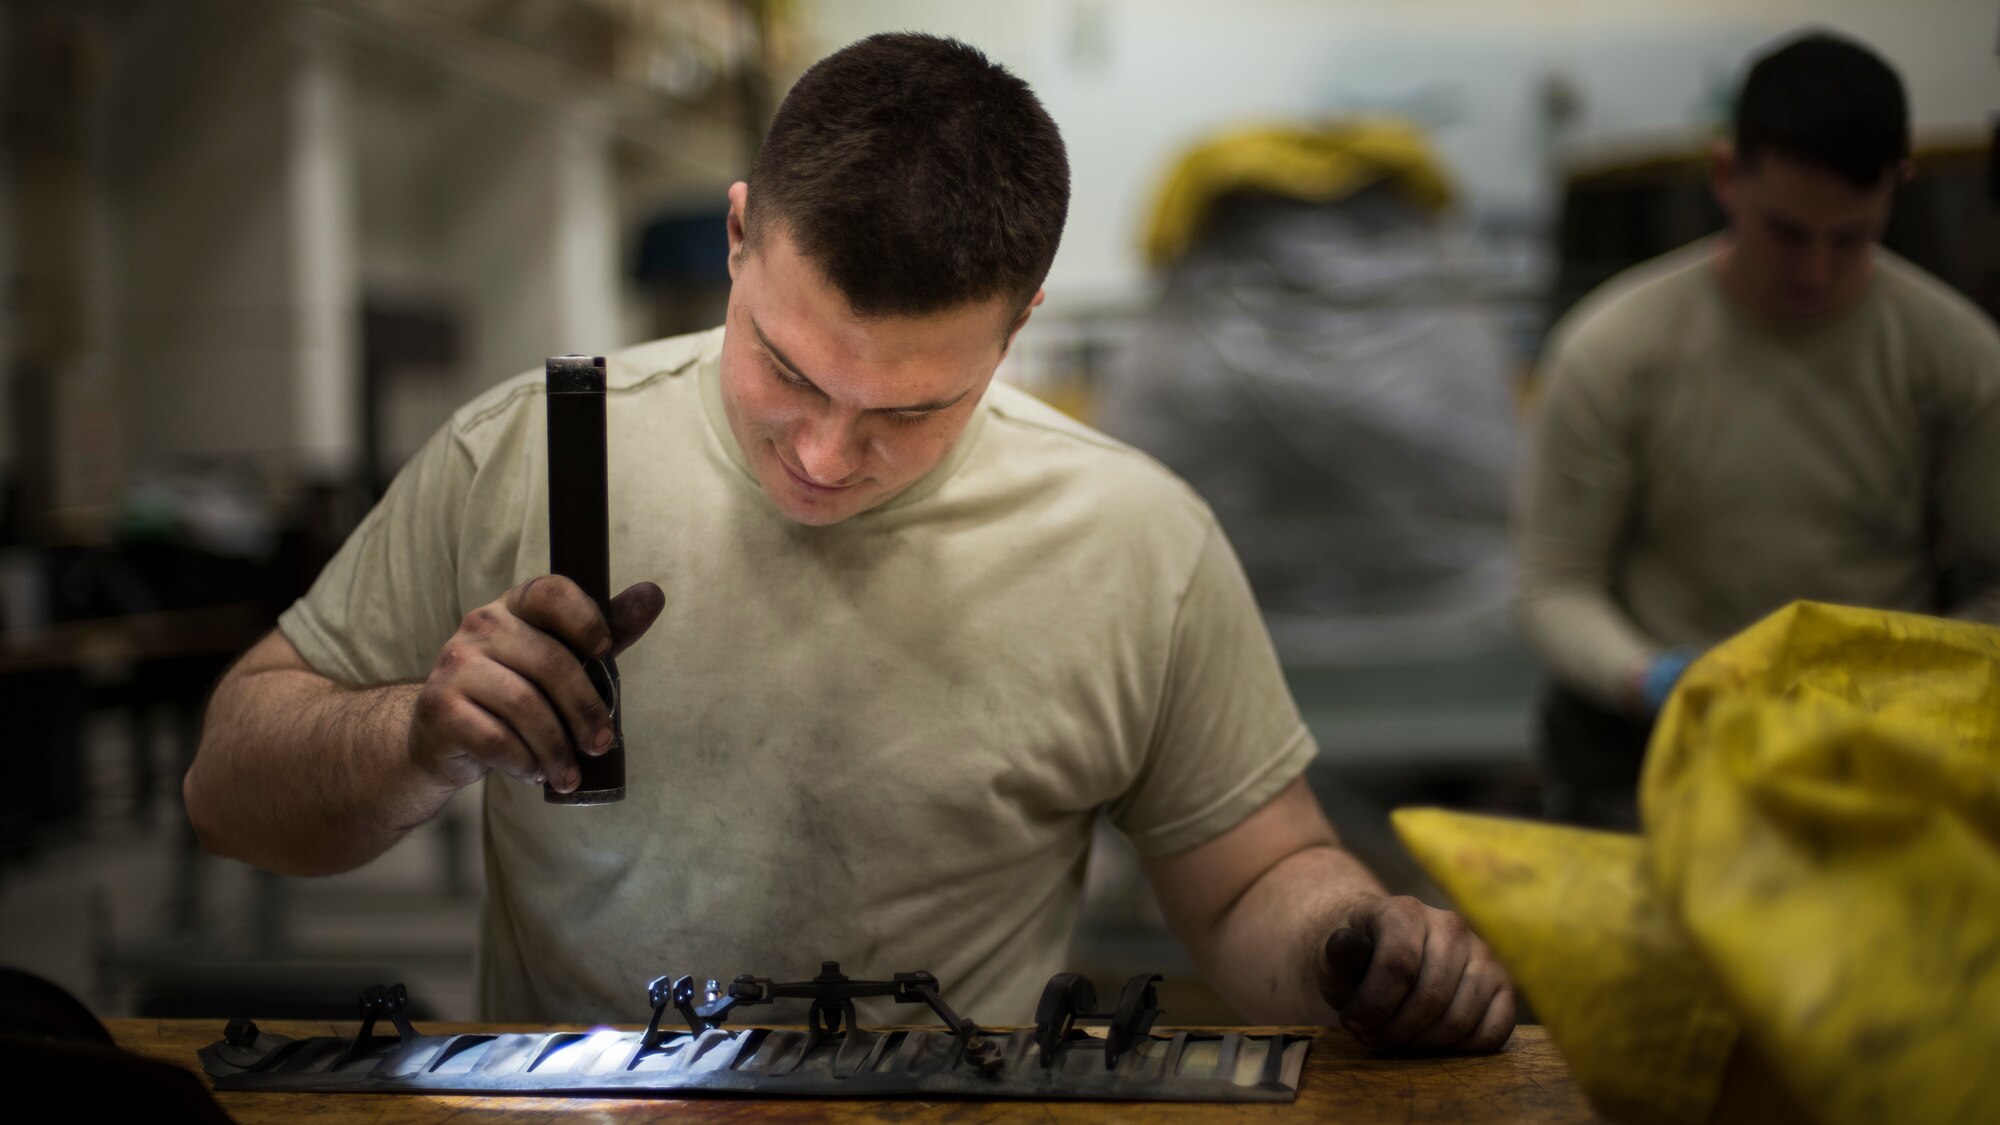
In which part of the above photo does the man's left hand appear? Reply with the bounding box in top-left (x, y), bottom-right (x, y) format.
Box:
top-left (1318, 895), bottom-right (1515, 1052)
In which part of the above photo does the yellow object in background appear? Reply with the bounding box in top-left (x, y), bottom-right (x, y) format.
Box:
top-left (1141, 119), bottom-right (1455, 269)
top-left (1397, 602), bottom-right (2000, 1125)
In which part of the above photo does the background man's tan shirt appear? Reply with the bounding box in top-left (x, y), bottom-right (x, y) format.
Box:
top-left (1517, 242), bottom-right (2000, 708)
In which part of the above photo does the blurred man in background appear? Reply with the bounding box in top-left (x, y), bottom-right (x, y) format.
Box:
top-left (1516, 30), bottom-right (2000, 827)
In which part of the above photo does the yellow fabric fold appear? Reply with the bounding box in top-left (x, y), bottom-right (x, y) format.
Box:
top-left (1645, 602), bottom-right (2000, 1125)
top-left (1396, 602), bottom-right (2000, 1124)
top-left (1394, 808), bottom-right (1738, 1123)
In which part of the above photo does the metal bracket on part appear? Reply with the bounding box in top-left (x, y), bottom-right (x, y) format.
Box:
top-left (1033, 972), bottom-right (1163, 1069)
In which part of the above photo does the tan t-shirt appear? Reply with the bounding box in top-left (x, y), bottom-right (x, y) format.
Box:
top-left (279, 327), bottom-right (1314, 1024)
top-left (1517, 241), bottom-right (2000, 708)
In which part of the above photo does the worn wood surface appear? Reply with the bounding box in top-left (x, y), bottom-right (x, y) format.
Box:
top-left (112, 1020), bottom-right (1605, 1123)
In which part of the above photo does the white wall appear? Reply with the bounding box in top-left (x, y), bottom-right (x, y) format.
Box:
top-left (797, 0), bottom-right (2000, 300)
top-left (88, 1), bottom-right (628, 483)
top-left (351, 58), bottom-right (624, 470)
top-left (289, 16), bottom-right (360, 482)
top-left (100, 4), bottom-right (363, 479)
top-left (105, 10), bottom-right (303, 467)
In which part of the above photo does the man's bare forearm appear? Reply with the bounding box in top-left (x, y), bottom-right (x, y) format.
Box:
top-left (185, 652), bottom-right (459, 877)
top-left (1151, 781), bottom-right (1514, 1046)
top-left (1196, 843), bottom-right (1386, 1024)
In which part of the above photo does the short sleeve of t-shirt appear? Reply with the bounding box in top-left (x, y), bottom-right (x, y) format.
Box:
top-left (1109, 518), bottom-right (1318, 857)
top-left (278, 420), bottom-right (473, 685)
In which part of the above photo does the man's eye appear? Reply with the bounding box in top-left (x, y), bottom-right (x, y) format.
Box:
top-left (885, 410), bottom-right (933, 427)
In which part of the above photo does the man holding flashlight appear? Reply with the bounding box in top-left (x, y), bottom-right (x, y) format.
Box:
top-left (186, 32), bottom-right (1512, 1050)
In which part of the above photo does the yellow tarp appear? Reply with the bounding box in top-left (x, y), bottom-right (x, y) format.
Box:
top-left (1141, 119), bottom-right (1454, 269)
top-left (1397, 601), bottom-right (2000, 1124)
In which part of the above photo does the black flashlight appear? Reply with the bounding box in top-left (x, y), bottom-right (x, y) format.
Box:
top-left (544, 354), bottom-right (624, 805)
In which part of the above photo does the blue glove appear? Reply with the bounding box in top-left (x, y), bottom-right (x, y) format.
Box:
top-left (1639, 647), bottom-right (1698, 712)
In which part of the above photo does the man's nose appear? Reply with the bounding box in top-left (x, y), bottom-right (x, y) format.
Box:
top-left (793, 411), bottom-right (864, 484)
top-left (1796, 242), bottom-right (1837, 288)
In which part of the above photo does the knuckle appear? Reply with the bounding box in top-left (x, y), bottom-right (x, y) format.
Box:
top-left (1348, 990), bottom-right (1394, 1023)
top-left (1436, 1007), bottom-right (1479, 1041)
top-left (1468, 958), bottom-right (1510, 996)
top-left (544, 720), bottom-right (578, 752)
top-left (1417, 979), bottom-right (1456, 1010)
top-left (532, 708), bottom-right (572, 748)
top-left (524, 577), bottom-right (558, 615)
top-left (534, 638), bottom-right (578, 679)
top-left (460, 607), bottom-right (501, 637)
top-left (1379, 947), bottom-right (1421, 981)
top-left (502, 680), bottom-right (539, 713)
top-left (522, 575), bottom-right (572, 618)
top-left (474, 728), bottom-right (513, 760)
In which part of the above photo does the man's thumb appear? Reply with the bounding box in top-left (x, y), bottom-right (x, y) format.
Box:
top-left (1322, 927), bottom-right (1375, 1010)
top-left (606, 582), bottom-right (665, 656)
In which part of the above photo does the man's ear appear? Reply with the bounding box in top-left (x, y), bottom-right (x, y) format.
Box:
top-left (726, 181), bottom-right (750, 280)
top-left (1708, 138), bottom-right (1740, 211)
top-left (1001, 288), bottom-right (1047, 354)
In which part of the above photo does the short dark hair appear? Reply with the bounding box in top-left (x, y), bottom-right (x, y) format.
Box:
top-left (743, 33), bottom-right (1070, 317)
top-left (1734, 31), bottom-right (1908, 188)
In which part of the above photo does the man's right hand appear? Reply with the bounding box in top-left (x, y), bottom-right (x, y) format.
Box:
top-left (410, 576), bottom-right (665, 793)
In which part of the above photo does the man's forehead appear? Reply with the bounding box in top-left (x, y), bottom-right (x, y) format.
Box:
top-left (1749, 194), bottom-right (1885, 234)
top-left (1741, 165), bottom-right (1891, 229)
top-left (745, 306), bottom-right (996, 413)
top-left (1742, 153), bottom-right (1892, 196)
top-left (746, 239), bottom-right (1011, 354)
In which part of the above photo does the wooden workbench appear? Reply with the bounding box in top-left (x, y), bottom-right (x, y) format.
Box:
top-left (112, 1020), bottom-right (1605, 1122)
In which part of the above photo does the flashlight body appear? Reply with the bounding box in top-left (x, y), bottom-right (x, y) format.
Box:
top-left (545, 354), bottom-right (624, 805)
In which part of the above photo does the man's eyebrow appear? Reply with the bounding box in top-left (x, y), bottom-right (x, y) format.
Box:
top-left (884, 386), bottom-right (973, 414)
top-left (750, 315), bottom-right (973, 415)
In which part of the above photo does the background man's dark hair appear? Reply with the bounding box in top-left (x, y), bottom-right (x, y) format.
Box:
top-left (1734, 30), bottom-right (1908, 188)
top-left (743, 32), bottom-right (1070, 318)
